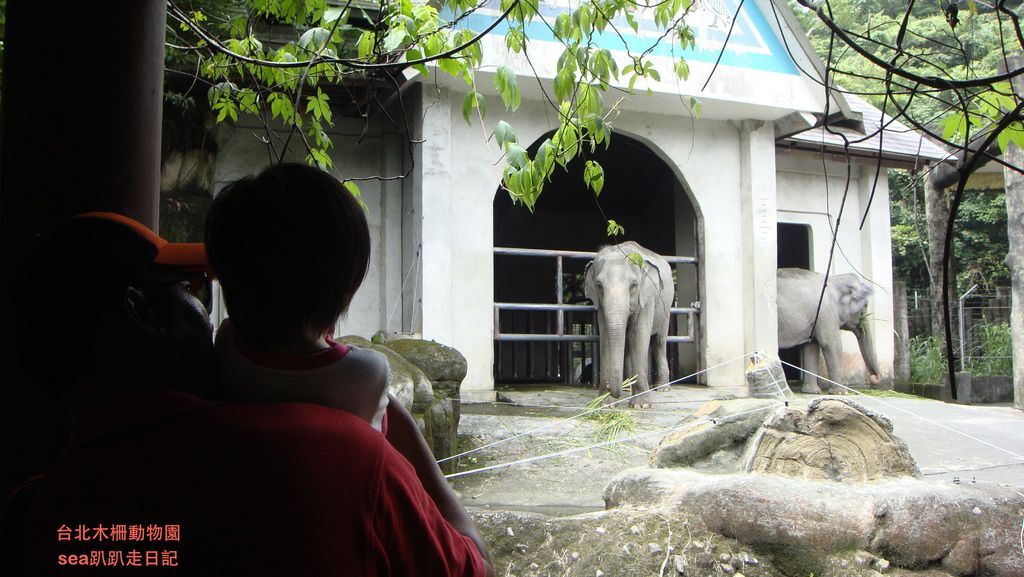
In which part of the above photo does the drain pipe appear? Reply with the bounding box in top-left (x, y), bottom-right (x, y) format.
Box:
top-left (958, 284), bottom-right (979, 372)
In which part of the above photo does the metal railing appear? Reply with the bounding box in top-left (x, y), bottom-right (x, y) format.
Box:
top-left (493, 246), bottom-right (700, 344)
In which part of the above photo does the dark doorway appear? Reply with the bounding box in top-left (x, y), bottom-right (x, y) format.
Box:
top-left (493, 133), bottom-right (698, 385)
top-left (777, 222), bottom-right (812, 380)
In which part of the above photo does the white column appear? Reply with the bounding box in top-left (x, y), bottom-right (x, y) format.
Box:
top-left (858, 165), bottom-right (895, 385)
top-left (739, 120), bottom-right (779, 358)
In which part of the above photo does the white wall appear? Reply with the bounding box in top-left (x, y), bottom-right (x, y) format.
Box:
top-left (212, 116), bottom-right (406, 341)
top-left (416, 86), bottom-right (782, 397)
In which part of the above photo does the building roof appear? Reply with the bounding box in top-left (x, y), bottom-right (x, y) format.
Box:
top-left (779, 92), bottom-right (951, 167)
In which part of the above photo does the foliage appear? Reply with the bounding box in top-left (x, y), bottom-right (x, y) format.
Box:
top-left (790, 0), bottom-right (1024, 147)
top-left (889, 169), bottom-right (1009, 289)
top-left (167, 0), bottom-right (704, 217)
top-left (909, 335), bottom-right (948, 384)
top-left (967, 322), bottom-right (1013, 376)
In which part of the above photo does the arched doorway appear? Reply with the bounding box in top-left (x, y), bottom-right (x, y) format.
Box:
top-left (493, 132), bottom-right (701, 386)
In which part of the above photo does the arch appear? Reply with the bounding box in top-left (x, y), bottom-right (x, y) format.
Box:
top-left (492, 130), bottom-right (705, 386)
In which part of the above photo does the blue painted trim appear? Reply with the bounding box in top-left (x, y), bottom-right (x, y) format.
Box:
top-left (450, 0), bottom-right (799, 75)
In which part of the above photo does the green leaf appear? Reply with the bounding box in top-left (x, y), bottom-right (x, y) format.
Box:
top-left (343, 180), bottom-right (369, 211)
top-left (674, 60), bottom-right (690, 81)
top-left (323, 6), bottom-right (346, 23)
top-left (606, 219), bottom-right (625, 237)
top-left (625, 11), bottom-right (639, 32)
top-left (506, 27), bottom-right (525, 53)
top-left (383, 27), bottom-right (407, 51)
top-left (495, 120), bottom-right (517, 148)
top-left (305, 89), bottom-right (332, 124)
top-left (493, 66), bottom-right (522, 111)
top-left (689, 96), bottom-right (702, 119)
top-left (627, 252), bottom-right (643, 267)
top-left (554, 68), bottom-right (575, 103)
top-left (298, 27), bottom-right (331, 51)
top-left (356, 31), bottom-right (376, 59)
top-left (583, 160), bottom-right (604, 196)
top-left (505, 143), bottom-right (529, 169)
top-left (462, 91), bottom-right (486, 123)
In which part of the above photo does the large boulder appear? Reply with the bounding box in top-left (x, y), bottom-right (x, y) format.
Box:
top-left (649, 399), bottom-right (780, 469)
top-left (602, 467), bottom-right (1024, 577)
top-left (386, 338), bottom-right (468, 396)
top-left (335, 335), bottom-right (432, 413)
top-left (744, 398), bottom-right (920, 482)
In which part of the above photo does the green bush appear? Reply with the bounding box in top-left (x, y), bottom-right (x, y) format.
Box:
top-left (966, 322), bottom-right (1013, 377)
top-left (909, 335), bottom-right (947, 384)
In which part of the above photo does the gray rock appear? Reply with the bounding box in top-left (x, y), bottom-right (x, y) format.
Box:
top-left (647, 543), bottom-right (662, 555)
top-left (425, 398), bottom-right (457, 468)
top-left (673, 554), bottom-right (688, 575)
top-left (649, 399), bottom-right (781, 468)
top-left (386, 338), bottom-right (468, 383)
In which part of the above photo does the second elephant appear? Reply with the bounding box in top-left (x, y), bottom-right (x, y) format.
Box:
top-left (584, 242), bottom-right (675, 407)
top-left (777, 268), bottom-right (881, 393)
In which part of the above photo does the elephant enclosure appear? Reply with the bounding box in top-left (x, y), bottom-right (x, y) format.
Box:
top-left (492, 133), bottom-right (701, 388)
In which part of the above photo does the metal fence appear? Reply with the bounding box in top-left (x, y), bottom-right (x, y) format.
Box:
top-left (493, 246), bottom-right (699, 384)
top-left (906, 286), bottom-right (1012, 374)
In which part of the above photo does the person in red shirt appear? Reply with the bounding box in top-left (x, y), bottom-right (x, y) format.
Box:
top-left (6, 213), bottom-right (491, 576)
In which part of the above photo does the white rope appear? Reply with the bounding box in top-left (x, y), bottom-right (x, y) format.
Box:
top-left (777, 359), bottom-right (1024, 462)
top-left (444, 404), bottom-right (778, 479)
top-left (437, 352), bottom-right (751, 464)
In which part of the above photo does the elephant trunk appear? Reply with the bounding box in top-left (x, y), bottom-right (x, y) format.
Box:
top-left (856, 322), bottom-right (882, 387)
top-left (598, 299), bottom-right (629, 399)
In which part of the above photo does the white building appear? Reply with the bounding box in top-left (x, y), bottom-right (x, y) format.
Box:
top-left (211, 0), bottom-right (947, 399)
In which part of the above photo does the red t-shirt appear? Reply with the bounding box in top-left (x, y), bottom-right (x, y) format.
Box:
top-left (18, 391), bottom-right (485, 576)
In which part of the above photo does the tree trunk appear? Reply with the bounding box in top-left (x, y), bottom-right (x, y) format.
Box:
top-left (923, 177), bottom-right (957, 339)
top-left (893, 281), bottom-right (911, 386)
top-left (1003, 142), bottom-right (1024, 411)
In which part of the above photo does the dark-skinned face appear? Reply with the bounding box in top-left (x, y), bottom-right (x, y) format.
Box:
top-left (141, 280), bottom-right (216, 397)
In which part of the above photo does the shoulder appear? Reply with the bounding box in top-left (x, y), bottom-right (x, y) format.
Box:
top-left (332, 345), bottom-right (390, 383)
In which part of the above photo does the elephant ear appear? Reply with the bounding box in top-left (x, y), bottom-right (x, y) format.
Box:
top-left (638, 258), bottom-right (666, 309)
top-left (583, 260), bottom-right (599, 307)
top-left (832, 273), bottom-right (872, 326)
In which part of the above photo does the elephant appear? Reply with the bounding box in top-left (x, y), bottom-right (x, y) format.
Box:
top-left (776, 268), bottom-right (881, 393)
top-left (584, 242), bottom-right (675, 408)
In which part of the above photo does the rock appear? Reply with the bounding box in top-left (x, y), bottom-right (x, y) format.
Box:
top-left (595, 570), bottom-right (604, 577)
top-left (694, 552), bottom-right (715, 568)
top-left (972, 506), bottom-right (982, 515)
top-left (336, 335), bottom-right (426, 412)
top-left (673, 554), bottom-right (687, 575)
top-left (875, 503), bottom-right (889, 517)
top-left (647, 543), bottom-right (662, 555)
top-left (719, 562), bottom-right (735, 574)
top-left (854, 551), bottom-right (877, 567)
top-left (629, 524), bottom-right (641, 535)
top-left (943, 536), bottom-right (980, 575)
top-left (571, 551), bottom-right (579, 561)
top-left (873, 557), bottom-right (890, 573)
top-left (515, 544), bottom-right (528, 553)
top-left (425, 397), bottom-right (457, 468)
top-left (744, 398), bottom-right (920, 482)
top-left (649, 399), bottom-right (781, 468)
top-left (386, 338), bottom-right (468, 383)
top-left (741, 553), bottom-right (758, 566)
top-left (729, 555), bottom-right (744, 569)
top-left (370, 329), bottom-right (416, 344)
top-left (745, 355), bottom-right (794, 399)
top-left (505, 527), bottom-right (515, 537)
top-left (595, 527), bottom-right (607, 535)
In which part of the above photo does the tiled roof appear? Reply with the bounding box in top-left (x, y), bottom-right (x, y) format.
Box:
top-left (782, 93), bottom-right (951, 165)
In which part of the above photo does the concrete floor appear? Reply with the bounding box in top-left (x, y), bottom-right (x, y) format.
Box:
top-left (451, 384), bottom-right (1024, 514)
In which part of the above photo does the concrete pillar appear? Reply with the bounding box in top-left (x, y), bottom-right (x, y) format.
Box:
top-left (0, 0), bottom-right (167, 492)
top-left (414, 87), bottom-right (499, 400)
top-left (739, 120), bottom-right (779, 358)
top-left (893, 280), bottom-right (912, 386)
top-left (858, 165), bottom-right (896, 386)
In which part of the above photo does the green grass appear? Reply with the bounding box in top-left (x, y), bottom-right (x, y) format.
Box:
top-left (581, 393), bottom-right (640, 443)
top-left (966, 322), bottom-right (1013, 377)
top-left (909, 335), bottom-right (947, 384)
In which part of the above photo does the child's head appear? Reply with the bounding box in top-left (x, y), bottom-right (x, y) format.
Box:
top-left (206, 163), bottom-right (369, 349)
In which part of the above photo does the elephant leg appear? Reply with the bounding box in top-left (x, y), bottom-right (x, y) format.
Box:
top-left (651, 323), bottom-right (670, 390)
top-left (819, 339), bottom-right (845, 394)
top-left (801, 342), bottom-right (822, 394)
top-left (627, 322), bottom-right (654, 408)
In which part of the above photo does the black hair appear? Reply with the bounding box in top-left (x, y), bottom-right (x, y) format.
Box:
top-left (205, 163), bottom-right (370, 349)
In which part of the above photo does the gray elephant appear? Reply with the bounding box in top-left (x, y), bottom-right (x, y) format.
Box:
top-left (584, 242), bottom-right (675, 407)
top-left (777, 268), bottom-right (881, 393)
